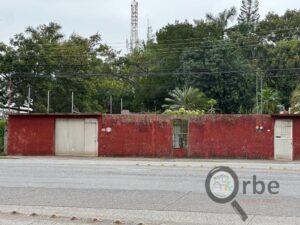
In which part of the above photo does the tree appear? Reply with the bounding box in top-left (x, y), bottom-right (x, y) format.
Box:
top-left (256, 10), bottom-right (300, 42)
top-left (206, 7), bottom-right (237, 30)
top-left (115, 45), bottom-right (174, 112)
top-left (208, 99), bottom-right (218, 114)
top-left (177, 40), bottom-right (255, 113)
top-left (291, 86), bottom-right (300, 114)
top-left (155, 22), bottom-right (196, 72)
top-left (238, 0), bottom-right (260, 27)
top-left (162, 87), bottom-right (207, 110)
top-left (254, 87), bottom-right (281, 114)
top-left (258, 39), bottom-right (300, 107)
top-left (0, 23), bottom-right (117, 113)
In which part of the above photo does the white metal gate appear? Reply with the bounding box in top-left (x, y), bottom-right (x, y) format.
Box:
top-left (274, 119), bottom-right (293, 160)
top-left (55, 118), bottom-right (98, 156)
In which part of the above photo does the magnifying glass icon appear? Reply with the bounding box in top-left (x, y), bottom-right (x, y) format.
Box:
top-left (205, 166), bottom-right (248, 222)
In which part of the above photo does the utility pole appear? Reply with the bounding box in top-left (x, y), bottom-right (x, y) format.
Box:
top-left (27, 87), bottom-right (31, 113)
top-left (71, 92), bottom-right (74, 113)
top-left (110, 96), bottom-right (113, 114)
top-left (260, 73), bottom-right (263, 115)
top-left (47, 91), bottom-right (50, 113)
top-left (8, 76), bottom-right (12, 113)
top-left (256, 72), bottom-right (259, 115)
top-left (120, 98), bottom-right (123, 113)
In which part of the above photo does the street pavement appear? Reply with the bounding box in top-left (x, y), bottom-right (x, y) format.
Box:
top-left (0, 157), bottom-right (299, 225)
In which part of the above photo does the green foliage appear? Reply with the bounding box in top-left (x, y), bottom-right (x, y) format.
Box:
top-left (0, 120), bottom-right (5, 153)
top-left (206, 7), bottom-right (237, 30)
top-left (291, 86), bottom-right (300, 114)
top-left (253, 87), bottom-right (281, 114)
top-left (177, 40), bottom-right (255, 113)
top-left (0, 22), bottom-right (117, 113)
top-left (208, 99), bottom-right (217, 106)
top-left (163, 87), bottom-right (208, 110)
top-left (164, 108), bottom-right (204, 116)
top-left (256, 10), bottom-right (300, 41)
top-left (1, 6), bottom-right (300, 115)
top-left (258, 39), bottom-right (300, 106)
top-left (208, 99), bottom-right (218, 114)
top-left (94, 78), bottom-right (133, 113)
top-left (238, 0), bottom-right (260, 27)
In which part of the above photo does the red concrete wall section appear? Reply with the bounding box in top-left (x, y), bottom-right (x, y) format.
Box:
top-left (293, 119), bottom-right (300, 160)
top-left (99, 115), bottom-right (273, 159)
top-left (99, 115), bottom-right (175, 157)
top-left (8, 116), bottom-right (55, 155)
top-left (189, 115), bottom-right (274, 159)
top-left (7, 114), bottom-right (274, 159)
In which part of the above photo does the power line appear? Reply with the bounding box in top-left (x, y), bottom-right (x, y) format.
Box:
top-left (1, 54), bottom-right (299, 71)
top-left (3, 27), bottom-right (298, 51)
top-left (152, 27), bottom-right (300, 44)
top-left (2, 67), bottom-right (300, 78)
top-left (14, 27), bottom-right (298, 47)
top-left (0, 42), bottom-right (290, 59)
top-left (106, 27), bottom-right (300, 47)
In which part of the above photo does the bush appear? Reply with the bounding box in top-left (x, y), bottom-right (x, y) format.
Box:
top-left (164, 108), bottom-right (205, 116)
top-left (0, 120), bottom-right (6, 153)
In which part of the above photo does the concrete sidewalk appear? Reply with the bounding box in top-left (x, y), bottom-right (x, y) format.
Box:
top-left (1, 156), bottom-right (300, 171)
top-left (0, 205), bottom-right (299, 225)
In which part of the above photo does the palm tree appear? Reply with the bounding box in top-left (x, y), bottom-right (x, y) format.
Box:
top-left (163, 87), bottom-right (207, 110)
top-left (254, 87), bottom-right (281, 114)
top-left (206, 7), bottom-right (237, 30)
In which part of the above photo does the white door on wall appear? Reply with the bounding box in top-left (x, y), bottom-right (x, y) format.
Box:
top-left (84, 119), bottom-right (98, 156)
top-left (55, 118), bottom-right (98, 156)
top-left (274, 119), bottom-right (293, 160)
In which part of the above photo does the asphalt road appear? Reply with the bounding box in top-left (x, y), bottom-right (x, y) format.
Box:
top-left (0, 158), bottom-right (299, 225)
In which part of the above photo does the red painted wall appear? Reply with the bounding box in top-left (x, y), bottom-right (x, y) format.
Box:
top-left (7, 114), bottom-right (275, 159)
top-left (99, 115), bottom-right (274, 159)
top-left (99, 115), bottom-right (175, 157)
top-left (8, 116), bottom-right (55, 155)
top-left (189, 115), bottom-right (274, 159)
top-left (293, 118), bottom-right (300, 160)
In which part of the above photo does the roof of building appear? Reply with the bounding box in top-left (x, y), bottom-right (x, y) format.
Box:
top-left (8, 113), bottom-right (101, 118)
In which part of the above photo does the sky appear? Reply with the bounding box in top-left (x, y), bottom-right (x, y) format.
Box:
top-left (0, 0), bottom-right (299, 52)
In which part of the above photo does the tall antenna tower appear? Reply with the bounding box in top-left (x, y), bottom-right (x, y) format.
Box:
top-left (130, 0), bottom-right (139, 52)
top-left (147, 19), bottom-right (154, 42)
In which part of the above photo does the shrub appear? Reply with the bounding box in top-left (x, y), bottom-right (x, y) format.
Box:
top-left (164, 108), bottom-right (205, 116)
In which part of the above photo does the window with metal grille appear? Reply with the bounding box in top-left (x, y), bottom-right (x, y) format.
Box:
top-left (173, 120), bottom-right (188, 149)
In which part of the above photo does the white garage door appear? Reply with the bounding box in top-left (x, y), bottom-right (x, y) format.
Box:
top-left (274, 119), bottom-right (293, 161)
top-left (55, 119), bottom-right (98, 156)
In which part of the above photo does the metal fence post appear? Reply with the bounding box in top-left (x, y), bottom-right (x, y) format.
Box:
top-left (4, 125), bottom-right (7, 155)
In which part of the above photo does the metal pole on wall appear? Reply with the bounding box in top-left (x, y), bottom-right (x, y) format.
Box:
top-left (260, 74), bottom-right (263, 115)
top-left (120, 98), bottom-right (123, 113)
top-left (47, 90), bottom-right (50, 113)
top-left (27, 87), bottom-right (31, 113)
top-left (260, 73), bottom-right (264, 128)
top-left (110, 96), bottom-right (113, 114)
top-left (3, 126), bottom-right (7, 155)
top-left (71, 92), bottom-right (74, 113)
top-left (256, 72), bottom-right (259, 115)
top-left (8, 77), bottom-right (12, 113)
